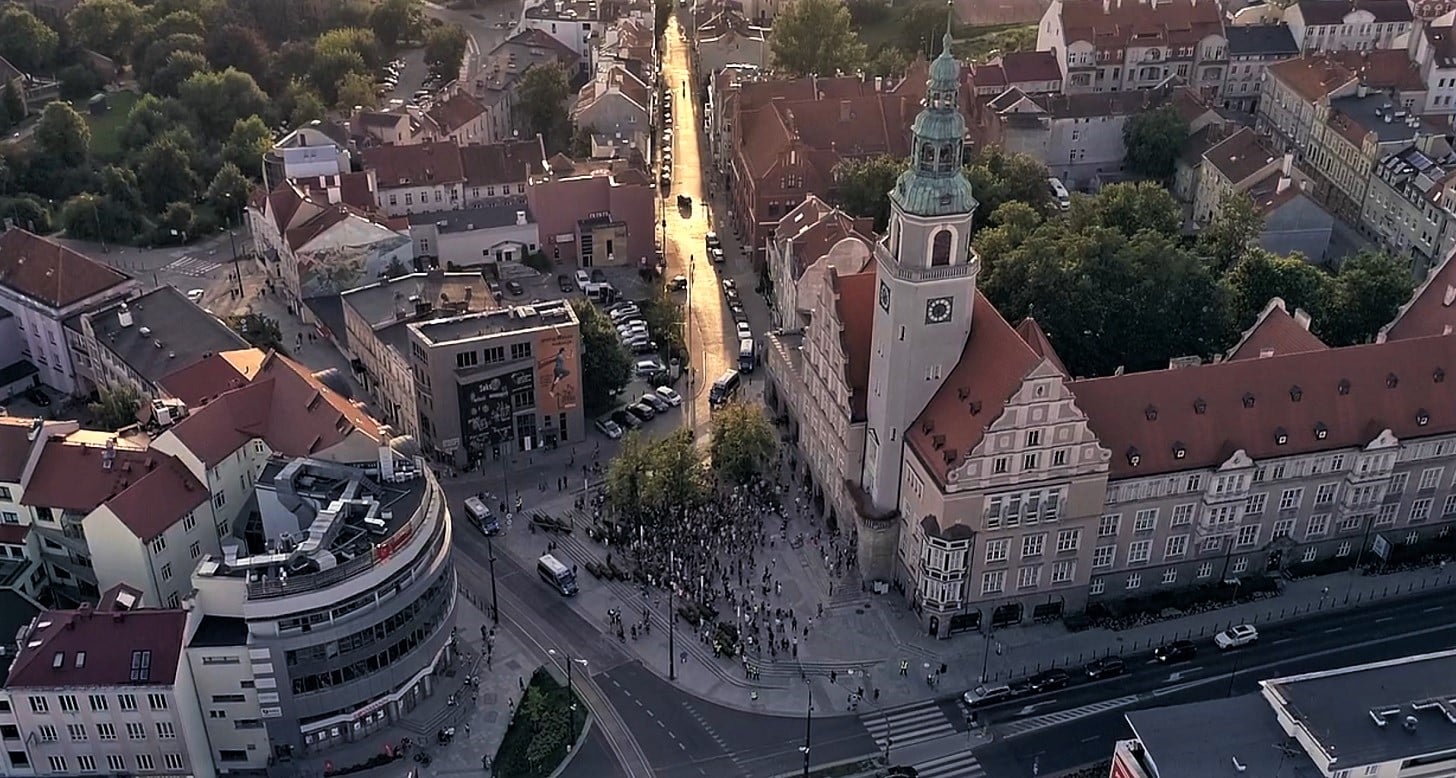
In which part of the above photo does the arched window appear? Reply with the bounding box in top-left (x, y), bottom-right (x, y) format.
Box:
top-left (938, 143), bottom-right (957, 174)
top-left (930, 229), bottom-right (953, 266)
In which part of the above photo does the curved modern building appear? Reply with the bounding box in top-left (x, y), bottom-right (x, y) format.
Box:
top-left (190, 451), bottom-right (456, 762)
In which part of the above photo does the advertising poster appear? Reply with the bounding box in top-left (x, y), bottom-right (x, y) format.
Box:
top-left (536, 329), bottom-right (580, 413)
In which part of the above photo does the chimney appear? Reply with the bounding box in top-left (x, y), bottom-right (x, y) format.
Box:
top-left (1293, 307), bottom-right (1313, 330)
top-left (840, 100), bottom-right (852, 122)
top-left (516, 210), bottom-right (527, 225)
top-left (117, 303), bottom-right (133, 328)
top-left (1277, 176), bottom-right (1292, 194)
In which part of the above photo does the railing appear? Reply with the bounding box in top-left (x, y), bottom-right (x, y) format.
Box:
top-left (246, 485), bottom-right (444, 601)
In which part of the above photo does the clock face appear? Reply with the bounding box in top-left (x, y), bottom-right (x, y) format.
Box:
top-left (879, 281), bottom-right (891, 312)
top-left (926, 296), bottom-right (953, 324)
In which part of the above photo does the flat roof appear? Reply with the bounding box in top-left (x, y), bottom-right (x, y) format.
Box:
top-left (77, 286), bottom-right (249, 382)
top-left (189, 615), bottom-right (249, 648)
top-left (406, 205), bottom-right (533, 233)
top-left (1331, 93), bottom-right (1423, 145)
top-left (1267, 650), bottom-right (1456, 769)
top-left (412, 300), bottom-right (577, 345)
top-left (1126, 695), bottom-right (1324, 778)
top-left (342, 272), bottom-right (496, 331)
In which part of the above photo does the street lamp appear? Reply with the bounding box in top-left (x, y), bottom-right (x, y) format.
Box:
top-left (668, 551), bottom-right (677, 681)
top-left (799, 680), bottom-right (813, 778)
top-left (547, 650), bottom-right (589, 731)
top-left (486, 531), bottom-right (500, 624)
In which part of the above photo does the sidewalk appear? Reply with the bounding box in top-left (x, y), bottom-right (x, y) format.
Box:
top-left (277, 590), bottom-right (538, 778)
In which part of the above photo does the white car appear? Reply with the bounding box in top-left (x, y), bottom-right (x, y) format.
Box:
top-left (735, 321), bottom-right (752, 341)
top-left (186, 289), bottom-right (205, 303)
top-left (609, 307), bottom-right (641, 323)
top-left (1214, 624), bottom-right (1259, 650)
top-left (575, 269), bottom-right (591, 290)
top-left (655, 386), bottom-right (682, 406)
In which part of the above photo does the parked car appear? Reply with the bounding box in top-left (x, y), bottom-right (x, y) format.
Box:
top-left (635, 358), bottom-right (666, 377)
top-left (611, 409), bottom-right (643, 430)
top-left (640, 393), bottom-right (670, 412)
top-left (590, 269), bottom-right (607, 283)
top-left (575, 269), bottom-right (591, 290)
top-left (488, 281), bottom-right (503, 298)
top-left (711, 247), bottom-right (726, 264)
top-left (724, 288), bottom-right (740, 305)
top-left (505, 280), bottom-right (524, 296)
top-left (962, 685), bottom-right (1017, 709)
top-left (630, 340), bottom-right (659, 355)
top-left (558, 274), bottom-right (574, 292)
top-left (26, 387), bottom-right (50, 407)
top-left (1154, 640), bottom-right (1198, 663)
top-left (186, 289), bottom-right (205, 303)
top-left (660, 172), bottom-right (671, 188)
top-left (1214, 624), bottom-right (1259, 650)
top-left (670, 275), bottom-right (688, 291)
top-left (594, 417), bottom-right (624, 439)
top-left (626, 401), bottom-right (657, 421)
top-left (655, 386), bottom-right (682, 406)
top-left (1083, 657), bottom-right (1126, 680)
top-left (705, 232), bottom-right (722, 251)
top-left (609, 306), bottom-right (641, 323)
top-left (728, 302), bottom-right (747, 322)
top-left (735, 321), bottom-right (752, 341)
top-left (1028, 669), bottom-right (1072, 693)
top-left (721, 278), bottom-right (736, 293)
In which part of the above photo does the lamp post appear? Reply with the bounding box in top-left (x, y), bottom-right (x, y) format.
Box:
top-left (547, 650), bottom-right (589, 730)
top-left (668, 550), bottom-right (677, 681)
top-left (978, 624), bottom-right (995, 684)
top-left (799, 680), bottom-right (813, 778)
top-left (486, 532), bottom-right (500, 624)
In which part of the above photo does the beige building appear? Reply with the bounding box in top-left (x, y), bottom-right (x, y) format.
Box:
top-left (1037, 0), bottom-right (1228, 97)
top-left (1361, 140), bottom-right (1456, 277)
top-left (407, 301), bottom-right (585, 466)
top-left (1192, 127), bottom-right (1286, 224)
top-left (341, 272), bottom-right (496, 440)
top-left (1283, 0), bottom-right (1413, 54)
top-left (764, 196), bottom-right (874, 333)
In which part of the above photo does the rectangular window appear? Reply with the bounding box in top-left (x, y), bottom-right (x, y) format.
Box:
top-left (1128, 540), bottom-right (1151, 564)
top-left (1236, 525), bottom-right (1260, 548)
top-left (136, 754), bottom-right (154, 771)
top-left (1306, 514), bottom-right (1330, 538)
top-left (1133, 509), bottom-right (1158, 533)
top-left (1021, 533), bottom-right (1046, 558)
top-left (1126, 572), bottom-right (1142, 590)
top-left (97, 723), bottom-right (115, 741)
top-left (67, 723), bottom-right (86, 741)
top-left (1022, 452), bottom-right (1039, 471)
top-left (1419, 467), bottom-right (1444, 491)
top-left (456, 350), bottom-right (479, 369)
top-left (183, 513), bottom-right (196, 532)
top-left (1162, 568), bottom-right (1177, 584)
top-left (984, 539), bottom-right (1009, 563)
top-left (1337, 540), bottom-right (1352, 557)
top-left (1410, 498), bottom-right (1432, 523)
top-left (126, 722), bottom-right (145, 740)
top-left (1316, 482), bottom-right (1338, 505)
top-left (160, 563), bottom-right (172, 581)
top-left (78, 755), bottom-right (96, 772)
top-left (1232, 556), bottom-right (1249, 574)
top-left (156, 722), bottom-right (175, 740)
top-left (48, 756), bottom-right (67, 773)
top-left (1098, 514), bottom-right (1121, 537)
top-left (1052, 449), bottom-right (1067, 466)
top-left (58, 695), bottom-right (77, 713)
top-left (37, 724), bottom-right (57, 741)
top-left (165, 754), bottom-right (185, 770)
top-left (131, 652), bottom-right (152, 683)
top-left (1389, 472), bottom-right (1409, 495)
top-left (1197, 561), bottom-right (1213, 578)
top-left (993, 457), bottom-right (1008, 474)
top-left (510, 342), bottom-right (533, 361)
top-left (1272, 518), bottom-right (1295, 539)
top-left (146, 693), bottom-right (167, 711)
top-left (107, 756), bottom-right (124, 771)
top-left (1171, 503), bottom-right (1194, 526)
top-left (1244, 492), bottom-right (1267, 516)
top-left (981, 570), bottom-right (1006, 594)
top-left (1302, 546), bottom-right (1317, 563)
top-left (190, 541), bottom-right (201, 559)
top-left (1017, 565), bottom-right (1041, 588)
top-left (1092, 545), bottom-right (1115, 569)
top-left (149, 536), bottom-right (165, 554)
top-left (1279, 488), bottom-right (1304, 511)
top-left (88, 694), bottom-right (107, 712)
top-left (1165, 534), bottom-right (1188, 559)
top-left (1055, 528), bottom-right (1080, 553)
top-left (29, 696), bottom-right (48, 713)
top-left (1051, 560), bottom-right (1075, 583)
top-left (1375, 503), bottom-right (1399, 527)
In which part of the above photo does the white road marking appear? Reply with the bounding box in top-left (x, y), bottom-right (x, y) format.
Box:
top-left (1272, 638), bottom-right (1294, 645)
top-left (1375, 617), bottom-right (1395, 623)
top-left (1325, 627), bottom-right (1343, 633)
top-left (1426, 606), bottom-right (1445, 612)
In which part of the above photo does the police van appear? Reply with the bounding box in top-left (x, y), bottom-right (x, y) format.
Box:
top-left (708, 369), bottom-right (741, 407)
top-left (537, 554), bottom-right (578, 596)
top-left (464, 496), bottom-right (499, 535)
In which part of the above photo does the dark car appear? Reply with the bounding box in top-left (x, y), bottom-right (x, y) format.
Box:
top-left (1007, 678), bottom-right (1034, 697)
top-left (626, 401), bottom-right (656, 421)
top-left (26, 387), bottom-right (50, 407)
top-left (557, 274), bottom-right (574, 293)
top-left (611, 409), bottom-right (643, 429)
top-left (505, 280), bottom-right (524, 296)
top-left (1154, 640), bottom-right (1198, 663)
top-left (631, 340), bottom-right (659, 355)
top-left (1083, 657), bottom-right (1127, 680)
top-left (590, 269), bottom-right (607, 283)
top-left (724, 288), bottom-right (740, 305)
top-left (1028, 669), bottom-right (1072, 693)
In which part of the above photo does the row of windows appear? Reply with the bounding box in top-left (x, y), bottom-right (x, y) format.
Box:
top-left (30, 692), bottom-right (166, 714)
top-left (34, 720), bottom-right (175, 742)
top-left (981, 560), bottom-right (1077, 594)
top-left (286, 574), bottom-right (450, 667)
top-left (984, 528), bottom-right (1082, 563)
top-left (41, 752), bottom-right (184, 773)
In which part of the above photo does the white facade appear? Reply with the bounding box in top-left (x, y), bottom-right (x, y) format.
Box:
top-left (1285, 4), bottom-right (1412, 53)
top-left (0, 282), bottom-right (139, 396)
top-left (84, 500), bottom-right (220, 611)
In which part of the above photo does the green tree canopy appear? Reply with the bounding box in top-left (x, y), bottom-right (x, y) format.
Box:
top-left (0, 5), bottom-right (61, 72)
top-left (370, 0), bottom-right (422, 48)
top-left (155, 200), bottom-right (197, 243)
top-left (606, 429), bottom-right (707, 517)
top-left (1082, 181), bottom-right (1183, 238)
top-left (965, 146), bottom-right (1053, 228)
top-left (1198, 193), bottom-right (1265, 274)
top-left (516, 62), bottom-right (570, 151)
top-left (279, 78), bottom-right (327, 126)
top-left (221, 114), bottom-right (272, 175)
top-left (572, 300), bottom-right (632, 412)
top-left (151, 9), bottom-right (206, 39)
top-left (335, 70), bottom-right (379, 111)
top-left (119, 93), bottom-right (193, 153)
top-left (205, 23), bottom-right (271, 80)
top-left (68, 0), bottom-right (146, 62)
top-left (89, 384), bottom-right (142, 430)
top-left (177, 67), bottom-right (270, 141)
top-left (1222, 248), bottom-right (1329, 334)
top-left (769, 0), bottom-right (866, 77)
top-left (709, 402), bottom-right (778, 485)
top-left (2, 82), bottom-right (24, 130)
top-left (831, 155), bottom-right (904, 231)
top-left (135, 137), bottom-right (200, 211)
top-left (1122, 103), bottom-right (1188, 181)
top-left (310, 47), bottom-right (369, 104)
top-left (148, 50), bottom-right (211, 98)
top-left (35, 102), bottom-right (91, 166)
top-left (316, 26), bottom-right (382, 70)
top-left (423, 24), bottom-right (468, 81)
top-left (1315, 250), bottom-right (1415, 347)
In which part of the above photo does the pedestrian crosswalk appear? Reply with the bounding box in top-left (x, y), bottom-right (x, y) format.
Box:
top-left (862, 700), bottom-right (957, 751)
top-left (161, 254), bottom-right (224, 277)
top-left (996, 694), bottom-right (1142, 738)
top-left (910, 750), bottom-right (987, 778)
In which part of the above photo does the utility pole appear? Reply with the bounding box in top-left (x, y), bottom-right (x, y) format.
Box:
top-left (800, 681), bottom-right (813, 778)
top-left (668, 551), bottom-right (677, 680)
top-left (486, 532), bottom-right (500, 624)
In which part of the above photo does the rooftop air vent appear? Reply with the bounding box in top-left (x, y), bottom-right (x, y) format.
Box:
top-left (1193, 398), bottom-right (1207, 414)
top-left (1387, 373), bottom-right (1400, 389)
top-left (1172, 442), bottom-right (1186, 459)
top-left (1418, 409), bottom-right (1431, 426)
top-left (1144, 405), bottom-right (1157, 421)
top-left (1289, 385), bottom-right (1302, 401)
top-left (1242, 392), bottom-right (1255, 408)
top-left (1126, 447), bottom-right (1141, 467)
top-left (1338, 378), bottom-right (1351, 395)
top-left (1315, 422), bottom-right (1328, 440)
top-left (1275, 427), bottom-right (1288, 445)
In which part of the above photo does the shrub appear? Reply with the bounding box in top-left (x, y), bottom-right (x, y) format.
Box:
top-left (493, 668), bottom-right (585, 778)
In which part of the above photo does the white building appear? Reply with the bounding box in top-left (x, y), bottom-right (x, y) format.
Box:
top-left (1283, 0), bottom-right (1414, 54)
top-left (1037, 0), bottom-right (1228, 97)
top-left (764, 195), bottom-right (873, 333)
top-left (264, 121), bottom-right (353, 191)
top-left (409, 205), bottom-right (540, 268)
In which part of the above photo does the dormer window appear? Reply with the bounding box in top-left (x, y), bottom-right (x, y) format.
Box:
top-left (1315, 422), bottom-right (1328, 440)
top-left (1242, 392), bottom-right (1255, 408)
top-left (1144, 404), bottom-right (1158, 421)
top-left (1289, 385), bottom-right (1302, 402)
top-left (1418, 409), bottom-right (1431, 426)
top-left (1436, 368), bottom-right (1446, 383)
top-left (1193, 398), bottom-right (1207, 414)
top-left (1172, 441), bottom-right (1187, 459)
top-left (1127, 447), bottom-right (1141, 467)
top-left (1386, 373), bottom-right (1399, 389)
top-left (1338, 379), bottom-right (1351, 395)
top-left (969, 401), bottom-right (982, 415)
top-left (1274, 427), bottom-right (1289, 446)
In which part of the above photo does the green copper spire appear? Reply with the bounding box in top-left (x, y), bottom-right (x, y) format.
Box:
top-left (891, 4), bottom-right (976, 218)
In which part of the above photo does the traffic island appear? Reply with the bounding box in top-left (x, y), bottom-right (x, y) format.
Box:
top-left (493, 668), bottom-right (587, 778)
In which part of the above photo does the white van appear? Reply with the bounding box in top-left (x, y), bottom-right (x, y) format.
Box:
top-left (537, 554), bottom-right (578, 596)
top-left (1047, 177), bottom-right (1072, 211)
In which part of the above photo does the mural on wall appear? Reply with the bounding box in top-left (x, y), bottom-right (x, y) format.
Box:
top-left (535, 329), bottom-right (580, 414)
top-left (298, 234), bottom-right (413, 298)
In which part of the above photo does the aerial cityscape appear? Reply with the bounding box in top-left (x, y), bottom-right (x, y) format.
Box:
top-left (1, 0), bottom-right (1456, 776)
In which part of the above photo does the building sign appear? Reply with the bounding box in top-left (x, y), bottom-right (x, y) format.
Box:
top-left (458, 367), bottom-right (534, 458)
top-left (536, 330), bottom-right (580, 414)
top-left (1372, 533), bottom-right (1391, 561)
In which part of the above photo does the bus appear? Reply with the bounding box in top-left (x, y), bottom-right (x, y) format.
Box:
top-left (738, 338), bottom-right (755, 373)
top-left (708, 369), bottom-right (741, 407)
top-left (537, 554), bottom-right (578, 596)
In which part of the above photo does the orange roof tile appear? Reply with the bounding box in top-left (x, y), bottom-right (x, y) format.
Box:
top-left (6, 606), bottom-right (186, 688)
top-left (831, 267), bottom-right (876, 422)
top-left (362, 141), bottom-right (467, 188)
top-left (1016, 317), bottom-right (1069, 375)
top-left (0, 229), bottom-right (132, 308)
top-left (1226, 298), bottom-right (1327, 361)
top-left (1384, 251), bottom-right (1456, 341)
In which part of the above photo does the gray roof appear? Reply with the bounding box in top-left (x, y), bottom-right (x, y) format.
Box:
top-left (1330, 93), bottom-right (1424, 145)
top-left (407, 205), bottom-right (533, 234)
top-left (1226, 25), bottom-right (1300, 57)
top-left (1126, 695), bottom-right (1324, 778)
top-left (341, 272), bottom-right (495, 332)
top-left (1266, 650), bottom-right (1456, 770)
top-left (84, 286), bottom-right (249, 383)
top-left (412, 300), bottom-right (576, 344)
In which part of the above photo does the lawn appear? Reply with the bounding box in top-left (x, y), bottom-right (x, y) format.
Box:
top-left (952, 23), bottom-right (1039, 63)
top-left (77, 90), bottom-right (138, 161)
top-left (493, 668), bottom-right (586, 778)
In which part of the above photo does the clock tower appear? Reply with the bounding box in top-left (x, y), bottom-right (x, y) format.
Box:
top-left (861, 28), bottom-right (979, 520)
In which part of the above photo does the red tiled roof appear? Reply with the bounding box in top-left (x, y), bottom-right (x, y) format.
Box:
top-left (0, 229), bottom-right (132, 308)
top-left (298, 171), bottom-right (379, 213)
top-left (6, 606), bottom-right (186, 688)
top-left (1056, 0), bottom-right (1224, 50)
top-left (23, 439), bottom-right (153, 514)
top-left (157, 351), bottom-right (251, 406)
top-left (908, 292), bottom-right (1042, 481)
top-left (427, 92), bottom-right (487, 135)
top-left (1267, 51), bottom-right (1422, 102)
top-left (101, 455), bottom-right (208, 540)
top-left (1204, 128), bottom-right (1279, 186)
top-left (1294, 0), bottom-right (1412, 25)
top-left (461, 139), bottom-right (547, 187)
top-left (0, 417), bottom-right (39, 483)
top-left (1383, 251), bottom-right (1456, 341)
top-left (0, 523), bottom-right (28, 545)
top-left (1072, 333), bottom-right (1456, 478)
top-left (1227, 298), bottom-right (1327, 361)
top-left (998, 51), bottom-right (1063, 84)
top-left (831, 267), bottom-right (876, 422)
top-left (362, 141), bottom-right (467, 188)
top-left (1016, 318), bottom-right (1068, 375)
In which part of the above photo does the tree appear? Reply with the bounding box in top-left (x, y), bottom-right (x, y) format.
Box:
top-left (865, 46), bottom-right (910, 77)
top-left (1087, 181), bottom-right (1182, 238)
top-left (516, 62), bottom-right (570, 151)
top-left (60, 192), bottom-right (142, 243)
top-left (1222, 248), bottom-right (1329, 335)
top-left (155, 201), bottom-right (197, 244)
top-left (148, 50), bottom-right (210, 98)
top-left (1198, 193), bottom-right (1265, 274)
top-left (639, 288), bottom-right (685, 359)
top-left (207, 162), bottom-right (251, 216)
top-left (177, 67), bottom-right (270, 141)
top-left (895, 0), bottom-right (953, 56)
top-left (606, 429), bottom-right (706, 518)
top-left (0, 5), bottom-right (60, 72)
top-left (58, 64), bottom-right (106, 101)
top-left (708, 402), bottom-right (778, 485)
top-left (831, 155), bottom-right (904, 231)
top-left (769, 0), bottom-right (865, 78)
top-left (1, 81), bottom-right (23, 129)
top-left (35, 102), bottom-right (91, 166)
top-left (315, 26), bottom-right (381, 70)
top-left (119, 93), bottom-right (193, 153)
top-left (206, 23), bottom-right (271, 80)
top-left (89, 384), bottom-right (142, 430)
top-left (335, 71), bottom-right (379, 110)
top-left (227, 313), bottom-right (286, 352)
top-left (310, 47), bottom-right (368, 104)
top-left (135, 137), bottom-right (200, 211)
top-left (152, 10), bottom-right (205, 38)
top-left (572, 300), bottom-right (632, 412)
top-left (221, 115), bottom-right (271, 176)
top-left (965, 147), bottom-right (1053, 228)
top-left (1316, 250), bottom-right (1415, 347)
top-left (0, 195), bottom-right (54, 233)
top-left (370, 0), bottom-right (421, 48)
top-left (137, 33), bottom-right (206, 88)
top-left (424, 24), bottom-right (468, 81)
top-left (279, 79), bottom-right (327, 126)
top-left (68, 0), bottom-right (146, 62)
top-left (1122, 103), bottom-right (1188, 181)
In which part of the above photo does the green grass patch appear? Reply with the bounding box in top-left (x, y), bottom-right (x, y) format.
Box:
top-left (493, 668), bottom-right (586, 778)
top-left (953, 23), bottom-right (1038, 63)
top-left (77, 90), bottom-right (138, 162)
